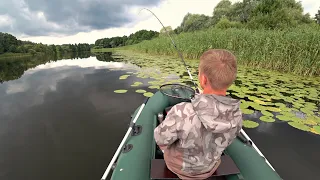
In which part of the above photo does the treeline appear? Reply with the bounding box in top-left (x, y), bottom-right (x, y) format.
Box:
top-left (0, 32), bottom-right (92, 56)
top-left (94, 30), bottom-right (159, 49)
top-left (172, 0), bottom-right (319, 34)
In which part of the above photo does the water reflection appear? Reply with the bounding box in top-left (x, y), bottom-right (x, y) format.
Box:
top-left (0, 51), bottom-right (92, 83)
top-left (0, 52), bottom-right (146, 180)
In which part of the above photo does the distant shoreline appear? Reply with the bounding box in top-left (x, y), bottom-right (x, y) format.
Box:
top-left (0, 53), bottom-right (32, 59)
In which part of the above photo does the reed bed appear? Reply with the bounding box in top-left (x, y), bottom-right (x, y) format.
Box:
top-left (124, 27), bottom-right (320, 76)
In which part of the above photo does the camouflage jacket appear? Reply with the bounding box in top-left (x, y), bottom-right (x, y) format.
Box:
top-left (154, 94), bottom-right (242, 179)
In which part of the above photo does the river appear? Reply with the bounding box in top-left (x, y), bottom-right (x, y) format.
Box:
top-left (0, 51), bottom-right (319, 180)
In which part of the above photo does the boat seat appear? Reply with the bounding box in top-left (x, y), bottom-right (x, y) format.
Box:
top-left (150, 155), bottom-right (240, 180)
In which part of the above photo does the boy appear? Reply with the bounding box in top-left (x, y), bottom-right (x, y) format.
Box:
top-left (154, 49), bottom-right (243, 179)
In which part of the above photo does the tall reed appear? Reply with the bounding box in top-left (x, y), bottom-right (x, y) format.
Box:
top-left (125, 27), bottom-right (320, 76)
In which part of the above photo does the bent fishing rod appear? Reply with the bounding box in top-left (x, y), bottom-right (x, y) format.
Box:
top-left (140, 8), bottom-right (198, 90)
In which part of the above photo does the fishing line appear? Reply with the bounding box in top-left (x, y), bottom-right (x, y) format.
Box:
top-left (139, 8), bottom-right (199, 91)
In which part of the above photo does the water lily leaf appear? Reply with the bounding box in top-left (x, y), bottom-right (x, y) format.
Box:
top-left (311, 126), bottom-right (320, 135)
top-left (135, 89), bottom-right (146, 93)
top-left (274, 103), bottom-right (286, 108)
top-left (119, 75), bottom-right (130, 80)
top-left (303, 118), bottom-right (318, 126)
top-left (248, 96), bottom-right (258, 101)
top-left (260, 116), bottom-right (275, 122)
top-left (300, 107), bottom-right (314, 115)
top-left (266, 107), bottom-right (281, 112)
top-left (148, 85), bottom-right (160, 89)
top-left (243, 120), bottom-right (259, 128)
top-left (240, 102), bottom-right (249, 109)
top-left (261, 110), bottom-right (273, 117)
top-left (143, 92), bottom-right (154, 97)
top-left (250, 103), bottom-right (265, 111)
top-left (242, 108), bottom-right (254, 115)
top-left (114, 89), bottom-right (128, 94)
top-left (288, 122), bottom-right (311, 131)
top-left (276, 115), bottom-right (292, 121)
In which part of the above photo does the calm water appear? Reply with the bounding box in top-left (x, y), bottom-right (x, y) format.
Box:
top-left (0, 52), bottom-right (319, 180)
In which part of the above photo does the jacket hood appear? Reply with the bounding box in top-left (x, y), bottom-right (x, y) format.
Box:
top-left (191, 94), bottom-right (241, 133)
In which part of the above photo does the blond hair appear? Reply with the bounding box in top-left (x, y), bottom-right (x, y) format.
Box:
top-left (199, 49), bottom-right (237, 90)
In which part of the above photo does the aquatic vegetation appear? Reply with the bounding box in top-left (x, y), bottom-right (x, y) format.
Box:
top-left (131, 82), bottom-right (143, 87)
top-left (105, 51), bottom-right (320, 135)
top-left (148, 85), bottom-right (160, 89)
top-left (135, 89), bottom-right (146, 93)
top-left (261, 110), bottom-right (273, 117)
top-left (119, 75), bottom-right (130, 80)
top-left (311, 126), bottom-right (320, 135)
top-left (143, 92), bottom-right (154, 97)
top-left (276, 115), bottom-right (292, 121)
top-left (288, 122), bottom-right (311, 131)
top-left (114, 89), bottom-right (128, 94)
top-left (243, 120), bottom-right (259, 128)
top-left (260, 116), bottom-right (275, 123)
top-left (242, 108), bottom-right (254, 115)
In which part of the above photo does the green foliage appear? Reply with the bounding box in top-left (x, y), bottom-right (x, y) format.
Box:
top-left (212, 0), bottom-right (233, 24)
top-left (94, 30), bottom-right (159, 48)
top-left (215, 17), bottom-right (243, 29)
top-left (175, 13), bottom-right (212, 33)
top-left (247, 0), bottom-right (313, 29)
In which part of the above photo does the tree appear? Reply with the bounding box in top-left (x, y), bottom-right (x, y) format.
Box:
top-left (212, 0), bottom-right (233, 24)
top-left (315, 8), bottom-right (320, 24)
top-left (160, 26), bottom-right (173, 36)
top-left (247, 0), bottom-right (313, 29)
top-left (176, 13), bottom-right (212, 32)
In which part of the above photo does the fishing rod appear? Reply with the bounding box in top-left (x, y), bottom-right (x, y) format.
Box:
top-left (139, 8), bottom-right (199, 91)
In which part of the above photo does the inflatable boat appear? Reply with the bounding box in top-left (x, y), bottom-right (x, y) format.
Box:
top-left (101, 87), bottom-right (282, 180)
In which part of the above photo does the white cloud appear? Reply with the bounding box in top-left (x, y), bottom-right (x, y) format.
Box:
top-left (0, 15), bottom-right (12, 28)
top-left (19, 0), bottom-right (320, 45)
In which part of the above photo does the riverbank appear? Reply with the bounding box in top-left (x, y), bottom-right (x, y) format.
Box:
top-left (0, 53), bottom-right (32, 60)
top-left (102, 27), bottom-right (320, 77)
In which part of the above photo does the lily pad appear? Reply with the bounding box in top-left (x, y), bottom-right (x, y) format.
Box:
top-left (148, 85), bottom-right (160, 89)
top-left (288, 122), bottom-right (311, 131)
top-left (242, 108), bottom-right (254, 115)
top-left (143, 92), bottom-right (154, 97)
top-left (135, 89), bottom-right (146, 93)
top-left (276, 115), bottom-right (292, 121)
top-left (243, 120), bottom-right (259, 128)
top-left (266, 107), bottom-right (281, 112)
top-left (114, 89), bottom-right (128, 94)
top-left (260, 116), bottom-right (275, 122)
top-left (261, 110), bottom-right (273, 117)
top-left (311, 126), bottom-right (320, 135)
top-left (254, 99), bottom-right (267, 105)
top-left (119, 75), bottom-right (130, 80)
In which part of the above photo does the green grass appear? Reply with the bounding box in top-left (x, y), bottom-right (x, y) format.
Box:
top-left (119, 27), bottom-right (320, 76)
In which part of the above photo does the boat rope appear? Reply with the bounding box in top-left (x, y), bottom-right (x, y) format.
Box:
top-left (101, 98), bottom-right (149, 180)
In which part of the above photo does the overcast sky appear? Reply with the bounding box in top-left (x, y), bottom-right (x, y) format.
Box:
top-left (0, 0), bottom-right (319, 45)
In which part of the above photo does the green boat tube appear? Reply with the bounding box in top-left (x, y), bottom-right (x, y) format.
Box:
top-left (102, 91), bottom-right (282, 180)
